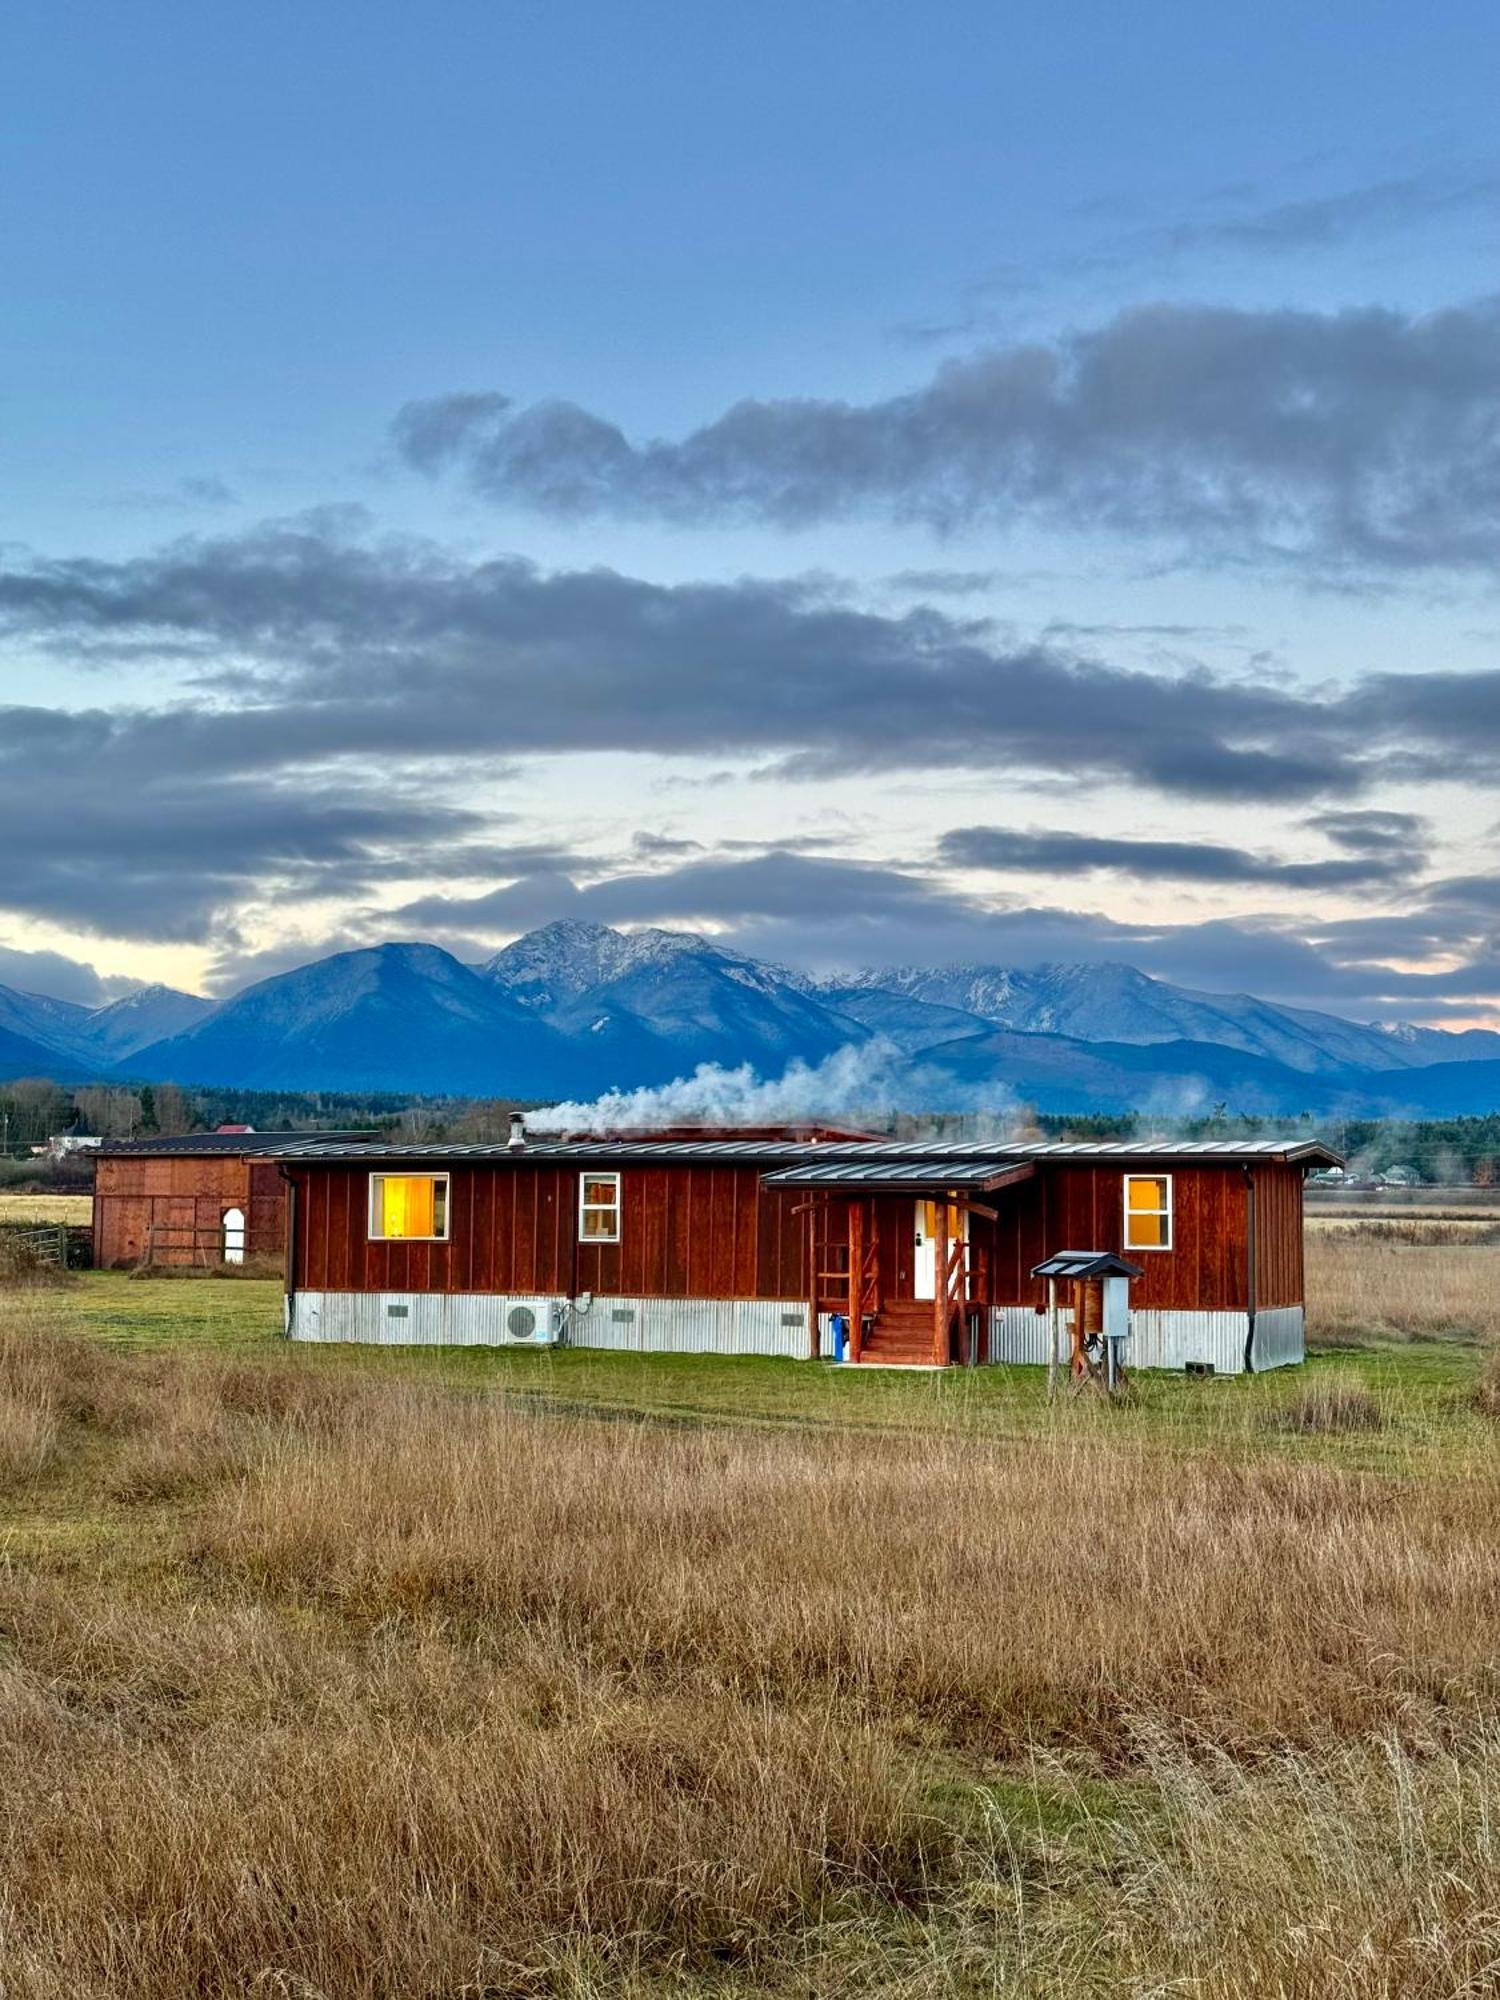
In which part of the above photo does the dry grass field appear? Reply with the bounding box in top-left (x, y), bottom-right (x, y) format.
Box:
top-left (1, 1221), bottom-right (1497, 1997)
top-left (0, 1191), bottom-right (92, 1224)
top-left (1306, 1227), bottom-right (1500, 1343)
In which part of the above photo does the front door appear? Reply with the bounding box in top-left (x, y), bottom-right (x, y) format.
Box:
top-left (913, 1200), bottom-right (966, 1300)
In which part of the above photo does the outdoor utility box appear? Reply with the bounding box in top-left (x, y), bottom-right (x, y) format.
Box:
top-left (1102, 1274), bottom-right (1130, 1344)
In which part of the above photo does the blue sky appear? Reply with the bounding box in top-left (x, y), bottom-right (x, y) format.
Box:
top-left (2, 2), bottom-right (1499, 1023)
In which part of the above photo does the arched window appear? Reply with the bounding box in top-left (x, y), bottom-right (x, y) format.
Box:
top-left (221, 1207), bottom-right (246, 1265)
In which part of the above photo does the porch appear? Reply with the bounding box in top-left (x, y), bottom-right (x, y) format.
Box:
top-left (764, 1158), bottom-right (1037, 1367)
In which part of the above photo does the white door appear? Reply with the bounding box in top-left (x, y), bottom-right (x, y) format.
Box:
top-left (913, 1199), bottom-right (966, 1301)
top-left (913, 1199), bottom-right (936, 1299)
top-left (221, 1207), bottom-right (246, 1265)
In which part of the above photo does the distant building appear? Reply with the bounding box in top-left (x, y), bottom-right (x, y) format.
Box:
top-left (91, 1132), bottom-right (373, 1269)
top-left (40, 1134), bottom-right (105, 1160)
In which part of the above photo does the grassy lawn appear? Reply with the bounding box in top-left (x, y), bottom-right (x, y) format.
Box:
top-left (39, 1268), bottom-right (1497, 1478)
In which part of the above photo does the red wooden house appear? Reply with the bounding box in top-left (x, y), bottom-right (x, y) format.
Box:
top-left (274, 1127), bottom-right (1338, 1372)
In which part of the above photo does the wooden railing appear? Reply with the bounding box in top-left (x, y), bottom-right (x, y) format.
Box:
top-left (139, 1224), bottom-right (245, 1269)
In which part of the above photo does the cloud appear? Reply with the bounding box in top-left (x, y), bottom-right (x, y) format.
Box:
top-left (0, 716), bottom-right (486, 940)
top-left (104, 474), bottom-right (240, 516)
top-left (0, 515), bottom-right (1495, 1011)
top-left (374, 846), bottom-right (1500, 1024)
top-left (897, 174), bottom-right (1500, 344)
top-left (0, 945), bottom-right (137, 1006)
top-left (938, 820), bottom-right (1426, 890)
top-left (390, 850), bottom-right (969, 938)
top-left (1305, 809), bottom-right (1430, 857)
top-left (8, 515), bottom-right (1493, 815)
top-left (393, 296), bottom-right (1500, 575)
top-left (1154, 174), bottom-right (1500, 257)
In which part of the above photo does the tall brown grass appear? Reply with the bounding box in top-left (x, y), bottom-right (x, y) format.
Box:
top-left (1306, 1232), bottom-right (1500, 1341)
top-left (3, 1311), bottom-right (1499, 1995)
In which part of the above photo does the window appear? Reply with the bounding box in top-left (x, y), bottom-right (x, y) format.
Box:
top-left (1124, 1173), bottom-right (1172, 1251)
top-left (368, 1173), bottom-right (449, 1241)
top-left (579, 1171), bottom-right (621, 1243)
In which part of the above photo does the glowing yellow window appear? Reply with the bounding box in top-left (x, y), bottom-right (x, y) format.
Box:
top-left (369, 1173), bottom-right (449, 1241)
top-left (579, 1172), bottom-right (621, 1243)
top-left (1124, 1174), bottom-right (1172, 1251)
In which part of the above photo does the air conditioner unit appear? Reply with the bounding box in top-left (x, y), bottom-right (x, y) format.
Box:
top-left (499, 1296), bottom-right (566, 1346)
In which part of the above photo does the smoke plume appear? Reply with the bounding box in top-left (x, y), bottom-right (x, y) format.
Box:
top-left (527, 1039), bottom-right (1020, 1134)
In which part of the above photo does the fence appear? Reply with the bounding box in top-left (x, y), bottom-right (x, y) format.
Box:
top-left (0, 1222), bottom-right (92, 1270)
top-left (137, 1222), bottom-right (256, 1270)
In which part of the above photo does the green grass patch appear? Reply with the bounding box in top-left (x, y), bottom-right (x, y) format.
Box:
top-left (36, 1273), bottom-right (1497, 1476)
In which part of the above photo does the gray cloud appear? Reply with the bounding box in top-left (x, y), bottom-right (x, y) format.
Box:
top-left (394, 297), bottom-right (1500, 574)
top-left (392, 850), bottom-right (966, 939)
top-left (1155, 174), bottom-right (1500, 257)
top-left (1305, 809), bottom-right (1430, 857)
top-left (937, 822), bottom-right (1424, 890)
top-left (7, 517), bottom-right (1494, 816)
top-left (0, 703), bottom-right (486, 940)
top-left (0, 946), bottom-right (136, 1007)
top-left (900, 174), bottom-right (1500, 344)
top-left (0, 516), bottom-right (1495, 1012)
top-left (374, 846), bottom-right (1498, 1023)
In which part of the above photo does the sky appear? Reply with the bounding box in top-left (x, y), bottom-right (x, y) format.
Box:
top-left (2, 0), bottom-right (1499, 1026)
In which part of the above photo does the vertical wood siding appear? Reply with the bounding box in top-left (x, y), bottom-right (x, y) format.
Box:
top-left (285, 1158), bottom-right (1309, 1312)
top-left (288, 1162), bottom-right (808, 1300)
top-left (94, 1155), bottom-right (288, 1267)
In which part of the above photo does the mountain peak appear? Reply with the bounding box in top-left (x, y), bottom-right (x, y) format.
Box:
top-left (481, 921), bottom-right (734, 1010)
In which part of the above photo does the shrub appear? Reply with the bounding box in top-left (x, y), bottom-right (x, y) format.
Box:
top-left (1272, 1377), bottom-right (1384, 1435)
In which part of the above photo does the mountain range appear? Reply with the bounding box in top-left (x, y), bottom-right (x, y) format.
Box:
top-left (2, 920), bottom-right (1499, 1117)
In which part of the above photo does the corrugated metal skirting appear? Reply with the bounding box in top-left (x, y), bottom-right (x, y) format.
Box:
top-left (286, 1292), bottom-right (1302, 1372)
top-left (985, 1305), bottom-right (1302, 1374)
top-left (570, 1296), bottom-right (813, 1358)
top-left (289, 1290), bottom-right (816, 1359)
top-left (1249, 1305), bottom-right (1304, 1371)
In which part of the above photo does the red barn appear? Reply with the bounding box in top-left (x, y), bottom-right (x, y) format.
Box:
top-left (275, 1129), bottom-right (1338, 1373)
top-left (92, 1132), bottom-right (373, 1270)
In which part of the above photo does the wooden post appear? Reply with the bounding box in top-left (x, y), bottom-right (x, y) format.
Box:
top-left (1045, 1276), bottom-right (1059, 1403)
top-left (1072, 1278), bottom-right (1086, 1383)
top-left (847, 1199), bottom-right (864, 1364)
top-left (933, 1197), bottom-right (949, 1366)
top-left (805, 1201), bottom-right (819, 1360)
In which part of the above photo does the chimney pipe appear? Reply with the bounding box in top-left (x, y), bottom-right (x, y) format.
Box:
top-left (507, 1111), bottom-right (526, 1152)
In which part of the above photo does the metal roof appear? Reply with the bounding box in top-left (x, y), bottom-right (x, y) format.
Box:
top-left (268, 1134), bottom-right (1341, 1168)
top-left (96, 1131), bottom-right (377, 1158)
top-left (1032, 1251), bottom-right (1143, 1280)
top-left (763, 1158), bottom-right (1037, 1192)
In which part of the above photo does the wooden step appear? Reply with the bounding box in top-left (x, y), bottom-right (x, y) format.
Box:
top-left (859, 1304), bottom-right (945, 1365)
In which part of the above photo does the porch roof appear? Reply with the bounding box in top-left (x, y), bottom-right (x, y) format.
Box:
top-left (762, 1158), bottom-right (1037, 1194)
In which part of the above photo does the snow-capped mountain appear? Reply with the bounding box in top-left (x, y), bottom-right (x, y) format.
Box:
top-left (480, 920), bottom-right (723, 1012)
top-left (11, 922), bottom-right (1500, 1112)
top-left (0, 979), bottom-right (213, 1073)
top-left (819, 961), bottom-right (1499, 1076)
top-left (78, 984), bottom-right (215, 1062)
top-left (0, 983), bottom-right (97, 1068)
top-left (480, 920), bottom-right (870, 1083)
top-left (128, 943), bottom-right (601, 1096)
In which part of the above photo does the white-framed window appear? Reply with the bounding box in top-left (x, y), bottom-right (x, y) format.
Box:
top-left (579, 1170), bottom-right (622, 1243)
top-left (1123, 1173), bottom-right (1172, 1251)
top-left (368, 1172), bottom-right (450, 1241)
